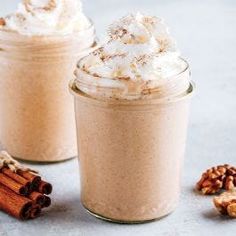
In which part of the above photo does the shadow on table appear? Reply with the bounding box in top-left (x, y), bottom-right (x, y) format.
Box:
top-left (187, 186), bottom-right (235, 222)
top-left (202, 209), bottom-right (235, 222)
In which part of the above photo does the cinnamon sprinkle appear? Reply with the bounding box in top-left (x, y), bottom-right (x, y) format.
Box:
top-left (142, 16), bottom-right (157, 26)
top-left (24, 0), bottom-right (56, 13)
top-left (43, 0), bottom-right (57, 11)
top-left (109, 28), bottom-right (128, 40)
top-left (0, 18), bottom-right (6, 26)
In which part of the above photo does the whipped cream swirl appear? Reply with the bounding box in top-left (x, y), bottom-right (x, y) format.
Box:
top-left (2, 0), bottom-right (91, 35)
top-left (75, 13), bottom-right (189, 100)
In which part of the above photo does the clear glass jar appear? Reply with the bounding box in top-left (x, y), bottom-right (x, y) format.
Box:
top-left (70, 60), bottom-right (195, 223)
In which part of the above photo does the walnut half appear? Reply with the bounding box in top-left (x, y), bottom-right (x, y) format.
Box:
top-left (213, 189), bottom-right (236, 217)
top-left (196, 164), bottom-right (236, 195)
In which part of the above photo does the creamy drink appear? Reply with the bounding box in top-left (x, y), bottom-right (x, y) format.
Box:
top-left (70, 13), bottom-right (194, 223)
top-left (0, 0), bottom-right (95, 162)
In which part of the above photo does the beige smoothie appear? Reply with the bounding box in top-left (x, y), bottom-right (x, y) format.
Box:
top-left (0, 0), bottom-right (95, 162)
top-left (71, 13), bottom-right (194, 223)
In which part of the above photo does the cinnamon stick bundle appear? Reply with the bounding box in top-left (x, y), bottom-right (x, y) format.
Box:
top-left (0, 184), bottom-right (33, 220)
top-left (0, 151), bottom-right (53, 220)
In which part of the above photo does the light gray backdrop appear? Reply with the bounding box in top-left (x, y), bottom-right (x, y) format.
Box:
top-left (0, 1), bottom-right (236, 235)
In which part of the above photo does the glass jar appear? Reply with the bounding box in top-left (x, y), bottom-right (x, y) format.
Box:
top-left (0, 23), bottom-right (96, 162)
top-left (70, 60), bottom-right (195, 223)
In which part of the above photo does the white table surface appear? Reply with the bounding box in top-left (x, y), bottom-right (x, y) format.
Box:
top-left (1, 0), bottom-right (236, 235)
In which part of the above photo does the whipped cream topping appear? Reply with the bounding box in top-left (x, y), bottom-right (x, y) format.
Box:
top-left (1, 0), bottom-right (91, 35)
top-left (75, 13), bottom-right (188, 99)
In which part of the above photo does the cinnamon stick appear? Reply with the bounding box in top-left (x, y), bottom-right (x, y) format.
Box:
top-left (43, 196), bottom-right (51, 208)
top-left (0, 173), bottom-right (28, 196)
top-left (29, 192), bottom-right (45, 206)
top-left (29, 204), bottom-right (41, 219)
top-left (17, 170), bottom-right (41, 189)
top-left (0, 184), bottom-right (33, 220)
top-left (38, 180), bottom-right (52, 195)
top-left (1, 168), bottom-right (31, 191)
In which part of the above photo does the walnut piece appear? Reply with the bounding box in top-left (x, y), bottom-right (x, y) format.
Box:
top-left (196, 164), bottom-right (236, 195)
top-left (213, 189), bottom-right (236, 217)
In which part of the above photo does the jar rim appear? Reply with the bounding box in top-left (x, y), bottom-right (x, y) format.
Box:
top-left (73, 57), bottom-right (191, 101)
top-left (76, 57), bottom-right (189, 82)
top-left (69, 80), bottom-right (195, 106)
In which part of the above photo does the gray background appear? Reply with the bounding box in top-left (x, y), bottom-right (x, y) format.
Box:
top-left (0, 0), bottom-right (236, 235)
